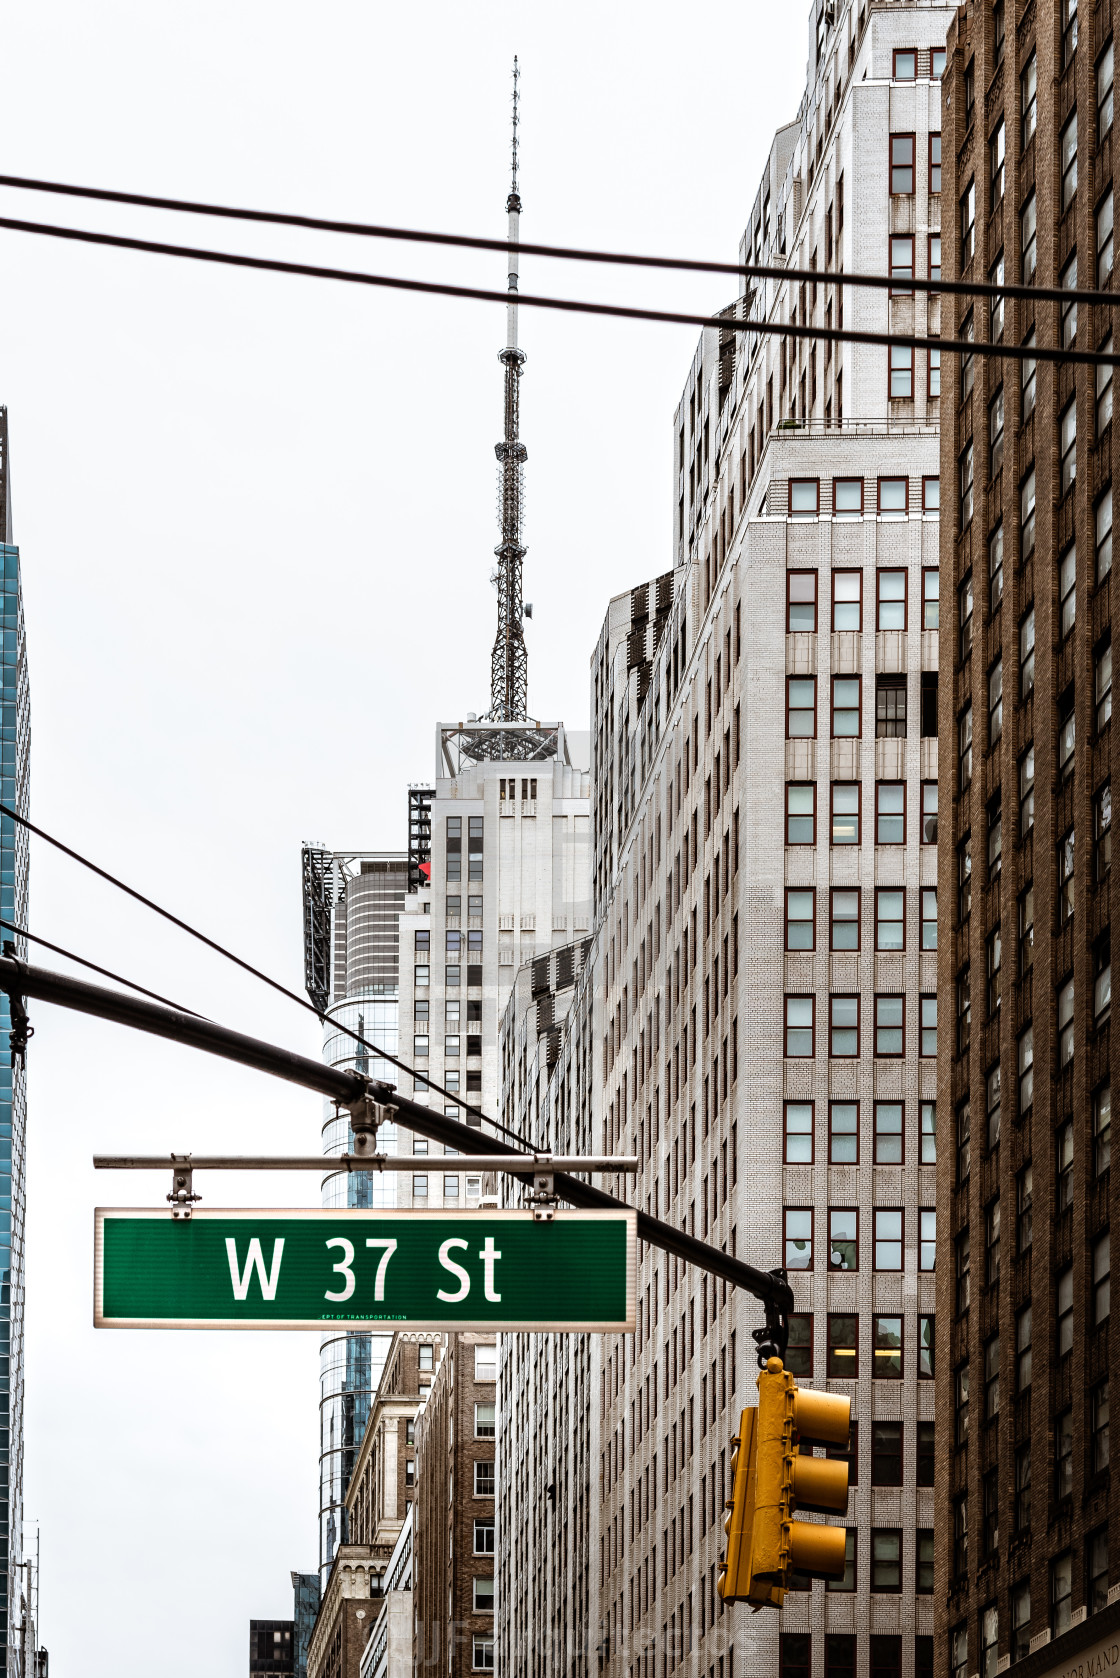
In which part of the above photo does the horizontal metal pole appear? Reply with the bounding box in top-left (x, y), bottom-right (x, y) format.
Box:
top-left (0, 957), bottom-right (793, 1314)
top-left (92, 1153), bottom-right (640, 1174)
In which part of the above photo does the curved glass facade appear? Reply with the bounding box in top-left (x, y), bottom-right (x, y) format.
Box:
top-left (0, 540), bottom-right (29, 1667)
top-left (312, 853), bottom-right (407, 1586)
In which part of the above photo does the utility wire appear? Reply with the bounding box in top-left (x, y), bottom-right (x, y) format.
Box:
top-left (1, 171), bottom-right (1118, 311)
top-left (0, 802), bottom-right (530, 1145)
top-left (0, 213), bottom-right (1116, 369)
top-left (0, 918), bottom-right (203, 1016)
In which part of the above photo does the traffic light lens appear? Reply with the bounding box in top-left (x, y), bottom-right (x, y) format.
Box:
top-left (787, 1520), bottom-right (848, 1579)
top-left (791, 1387), bottom-right (851, 1447)
top-left (790, 1454), bottom-right (850, 1514)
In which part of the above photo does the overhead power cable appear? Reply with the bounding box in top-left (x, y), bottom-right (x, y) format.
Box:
top-left (0, 802), bottom-right (529, 1145)
top-left (0, 917), bottom-right (203, 1016)
top-left (1, 171), bottom-right (1118, 311)
top-left (0, 212), bottom-right (1115, 368)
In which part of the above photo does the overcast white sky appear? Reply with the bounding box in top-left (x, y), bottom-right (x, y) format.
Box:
top-left (1, 2), bottom-right (806, 1668)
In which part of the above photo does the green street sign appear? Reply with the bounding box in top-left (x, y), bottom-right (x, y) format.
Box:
top-left (94, 1207), bottom-right (637, 1331)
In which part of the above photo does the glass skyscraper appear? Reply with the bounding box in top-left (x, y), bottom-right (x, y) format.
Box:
top-left (0, 411), bottom-right (30, 1673)
top-left (301, 849), bottom-right (407, 1584)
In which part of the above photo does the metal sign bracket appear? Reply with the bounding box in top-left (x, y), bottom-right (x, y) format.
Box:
top-left (167, 1154), bottom-right (200, 1221)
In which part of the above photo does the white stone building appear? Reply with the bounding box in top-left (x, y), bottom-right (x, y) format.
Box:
top-left (394, 721), bottom-right (591, 1183)
top-left (498, 2), bottom-right (954, 1675)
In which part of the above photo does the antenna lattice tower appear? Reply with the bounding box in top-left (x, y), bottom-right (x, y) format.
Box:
top-left (487, 56), bottom-right (529, 728)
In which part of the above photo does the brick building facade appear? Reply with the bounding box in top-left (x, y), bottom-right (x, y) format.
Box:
top-left (937, 0), bottom-right (1120, 1672)
top-left (413, 1333), bottom-right (497, 1677)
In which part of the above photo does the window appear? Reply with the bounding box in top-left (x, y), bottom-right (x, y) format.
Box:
top-left (832, 570), bottom-right (861, 630)
top-left (831, 676), bottom-right (860, 737)
top-left (920, 1100), bottom-right (936, 1162)
top-left (780, 1637), bottom-right (812, 1678)
top-left (960, 177), bottom-right (976, 264)
top-left (928, 344), bottom-right (942, 396)
top-left (827, 1535), bottom-right (857, 1596)
top-left (988, 801), bottom-right (1002, 881)
top-left (959, 441), bottom-right (974, 530)
top-left (789, 480), bottom-right (820, 518)
top-left (829, 1102), bottom-right (858, 1164)
top-left (1093, 1382), bottom-right (1111, 1472)
top-left (829, 1210), bottom-right (858, 1271)
top-left (1056, 1411), bottom-right (1074, 1501)
top-left (1022, 51), bottom-right (1038, 147)
top-left (1058, 1120), bottom-right (1074, 1214)
top-left (1100, 349), bottom-right (1115, 434)
top-left (890, 133), bottom-right (915, 194)
top-left (826, 1313), bottom-right (858, 1378)
top-left (876, 783), bottom-right (905, 844)
top-left (831, 783), bottom-right (860, 845)
top-left (876, 569), bottom-right (906, 629)
top-left (870, 1530), bottom-right (901, 1593)
top-left (1095, 1084), bottom-right (1112, 1174)
top-left (920, 1316), bottom-right (935, 1379)
top-left (1061, 401), bottom-right (1077, 495)
top-left (784, 1101), bottom-right (813, 1164)
top-left (872, 1437), bottom-right (904, 1507)
top-left (1019, 1024), bottom-right (1034, 1113)
top-left (893, 48), bottom-right (917, 79)
top-left (875, 996), bottom-right (904, 1057)
top-left (957, 1103), bottom-right (972, 1188)
top-left (1097, 494), bottom-right (1113, 581)
top-left (472, 1636), bottom-right (495, 1672)
top-left (888, 346), bottom-right (913, 400)
top-left (1095, 1231), bottom-right (1111, 1324)
top-left (1060, 830), bottom-right (1076, 928)
top-left (1051, 1551), bottom-right (1073, 1643)
top-left (889, 235), bottom-right (914, 294)
top-left (1100, 193), bottom-right (1115, 287)
top-left (475, 1402), bottom-right (495, 1438)
top-left (1022, 472), bottom-right (1038, 571)
top-left (830, 889), bottom-right (860, 952)
top-left (988, 929), bottom-right (1002, 1017)
top-left (985, 123), bottom-right (1005, 216)
top-left (472, 1576), bottom-right (494, 1613)
top-left (1100, 40), bottom-right (1115, 139)
top-left (412, 1172), bottom-right (429, 1200)
top-left (957, 576), bottom-right (975, 669)
top-left (988, 530), bottom-right (1004, 620)
top-left (786, 569), bottom-right (817, 629)
top-left (475, 1344), bottom-right (496, 1380)
top-left (787, 676), bottom-right (816, 737)
top-left (785, 1314), bottom-right (813, 1377)
top-left (873, 1100), bottom-right (903, 1163)
top-left (473, 1518), bottom-right (496, 1558)
top-left (1017, 1304), bottom-right (1032, 1391)
top-left (980, 1606), bottom-right (998, 1678)
top-left (917, 1529), bottom-right (934, 1590)
top-left (1058, 1265), bottom-right (1074, 1356)
top-left (921, 782), bottom-right (938, 845)
top-left (1064, 0), bottom-right (1079, 65)
top-left (982, 1337), bottom-right (1000, 1425)
top-left (1061, 111), bottom-right (1079, 211)
top-left (922, 566), bottom-right (938, 628)
top-left (876, 675), bottom-right (907, 737)
top-left (1014, 1445), bottom-right (1032, 1536)
top-left (786, 782), bottom-right (815, 844)
top-left (1021, 191), bottom-right (1038, 284)
top-left (785, 888), bottom-right (815, 951)
top-left (785, 995), bottom-right (814, 1057)
top-left (1088, 1528), bottom-right (1109, 1616)
top-left (874, 1209), bottom-right (902, 1271)
top-left (987, 1067), bottom-right (1002, 1157)
top-left (986, 1198), bottom-right (1001, 1290)
top-left (1061, 255), bottom-right (1079, 348)
top-left (1099, 643), bottom-right (1114, 733)
top-left (1059, 975), bottom-right (1076, 1071)
top-left (932, 47), bottom-right (947, 79)
top-left (784, 1208), bottom-right (813, 1269)
top-left (957, 1226), bottom-right (972, 1316)
top-left (1096, 922), bottom-right (1112, 1017)
top-left (987, 659), bottom-right (1003, 749)
top-left (1022, 330), bottom-right (1037, 419)
top-left (1020, 749), bottom-right (1035, 840)
top-left (830, 995), bottom-right (859, 1057)
top-left (474, 1461), bottom-right (495, 1496)
top-left (993, 1), bottom-right (1005, 65)
top-left (833, 477), bottom-right (863, 516)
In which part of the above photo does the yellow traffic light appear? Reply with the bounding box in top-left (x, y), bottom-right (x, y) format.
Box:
top-left (718, 1356), bottom-right (851, 1609)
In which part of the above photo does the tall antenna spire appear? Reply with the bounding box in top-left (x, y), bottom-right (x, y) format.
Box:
top-left (487, 56), bottom-right (529, 729)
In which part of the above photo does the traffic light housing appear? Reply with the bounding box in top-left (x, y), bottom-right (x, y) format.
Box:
top-left (718, 1356), bottom-right (851, 1608)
